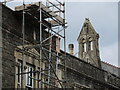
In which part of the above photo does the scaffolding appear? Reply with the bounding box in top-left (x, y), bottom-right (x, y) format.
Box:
top-left (2, 1), bottom-right (120, 89)
top-left (3, 0), bottom-right (67, 89)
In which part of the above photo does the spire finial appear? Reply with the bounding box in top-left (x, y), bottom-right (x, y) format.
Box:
top-left (85, 18), bottom-right (89, 21)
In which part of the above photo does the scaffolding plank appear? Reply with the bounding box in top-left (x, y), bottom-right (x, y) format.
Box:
top-left (15, 2), bottom-right (64, 24)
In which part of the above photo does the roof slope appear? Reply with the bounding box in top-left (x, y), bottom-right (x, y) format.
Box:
top-left (77, 18), bottom-right (98, 41)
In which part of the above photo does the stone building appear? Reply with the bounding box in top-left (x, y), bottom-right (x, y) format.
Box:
top-left (0, 2), bottom-right (120, 90)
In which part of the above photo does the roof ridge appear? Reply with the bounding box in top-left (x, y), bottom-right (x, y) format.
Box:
top-left (101, 61), bottom-right (120, 69)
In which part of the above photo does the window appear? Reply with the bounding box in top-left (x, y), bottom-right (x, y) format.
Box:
top-left (17, 60), bottom-right (22, 88)
top-left (83, 43), bottom-right (87, 52)
top-left (26, 64), bottom-right (34, 89)
top-left (90, 41), bottom-right (93, 50)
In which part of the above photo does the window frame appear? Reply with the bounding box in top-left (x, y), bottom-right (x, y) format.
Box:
top-left (17, 60), bottom-right (22, 88)
top-left (89, 41), bottom-right (93, 50)
top-left (26, 64), bottom-right (34, 89)
top-left (83, 43), bottom-right (87, 52)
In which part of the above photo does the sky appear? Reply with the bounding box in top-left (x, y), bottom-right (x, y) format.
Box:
top-left (65, 2), bottom-right (118, 66)
top-left (2, 0), bottom-right (119, 66)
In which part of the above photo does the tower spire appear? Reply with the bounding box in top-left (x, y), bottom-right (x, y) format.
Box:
top-left (77, 18), bottom-right (101, 68)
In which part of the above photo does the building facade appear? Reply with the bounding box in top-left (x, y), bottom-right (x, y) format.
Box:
top-left (0, 2), bottom-right (120, 90)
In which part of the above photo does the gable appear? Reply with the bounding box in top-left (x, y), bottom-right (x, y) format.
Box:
top-left (77, 18), bottom-right (98, 41)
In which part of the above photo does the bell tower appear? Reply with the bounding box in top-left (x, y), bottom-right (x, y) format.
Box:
top-left (77, 18), bottom-right (101, 68)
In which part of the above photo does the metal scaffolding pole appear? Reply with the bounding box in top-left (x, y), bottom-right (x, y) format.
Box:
top-left (39, 1), bottom-right (42, 88)
top-left (21, 0), bottom-right (25, 88)
top-left (48, 32), bottom-right (52, 87)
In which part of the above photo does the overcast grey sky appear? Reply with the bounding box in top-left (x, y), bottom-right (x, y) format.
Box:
top-left (4, 1), bottom-right (118, 66)
top-left (65, 2), bottom-right (118, 66)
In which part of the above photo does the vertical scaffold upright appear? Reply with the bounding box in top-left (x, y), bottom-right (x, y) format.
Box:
top-left (21, 0), bottom-right (25, 88)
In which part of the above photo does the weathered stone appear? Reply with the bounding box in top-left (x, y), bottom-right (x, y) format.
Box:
top-left (77, 18), bottom-right (101, 68)
top-left (1, 2), bottom-right (120, 90)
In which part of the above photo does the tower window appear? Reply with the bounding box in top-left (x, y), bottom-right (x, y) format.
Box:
top-left (83, 43), bottom-right (87, 52)
top-left (90, 41), bottom-right (93, 50)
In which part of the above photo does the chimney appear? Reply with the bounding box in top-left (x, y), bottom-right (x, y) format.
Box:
top-left (68, 44), bottom-right (74, 55)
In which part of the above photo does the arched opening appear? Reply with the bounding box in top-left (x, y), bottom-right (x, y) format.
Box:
top-left (90, 41), bottom-right (93, 50)
top-left (83, 43), bottom-right (87, 52)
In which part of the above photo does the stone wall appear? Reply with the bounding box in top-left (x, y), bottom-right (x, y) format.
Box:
top-left (60, 51), bottom-right (120, 90)
top-left (64, 53), bottom-right (105, 89)
top-left (2, 5), bottom-right (19, 87)
top-left (2, 4), bottom-right (25, 88)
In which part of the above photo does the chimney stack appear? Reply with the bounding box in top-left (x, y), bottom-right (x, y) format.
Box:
top-left (68, 44), bottom-right (74, 55)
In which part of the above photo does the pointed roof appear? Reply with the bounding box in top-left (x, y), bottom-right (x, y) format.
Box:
top-left (77, 18), bottom-right (98, 41)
